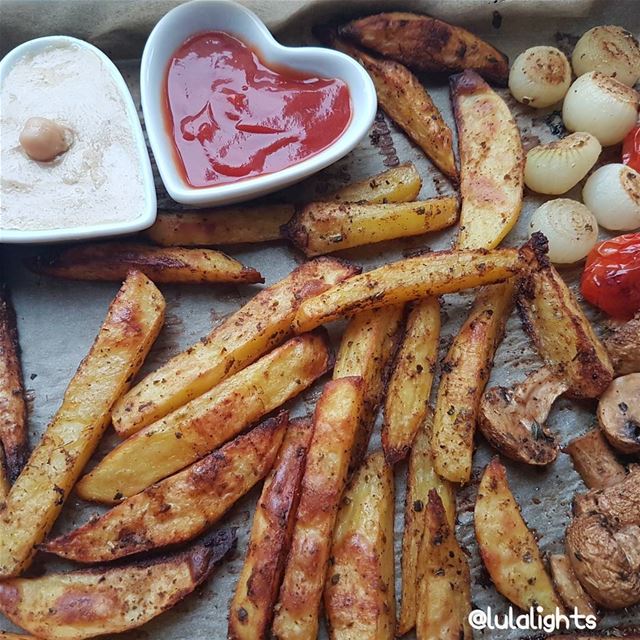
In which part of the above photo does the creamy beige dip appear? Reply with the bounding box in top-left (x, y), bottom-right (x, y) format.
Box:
top-left (1, 42), bottom-right (146, 231)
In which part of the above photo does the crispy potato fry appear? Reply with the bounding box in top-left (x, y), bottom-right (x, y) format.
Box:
top-left (283, 198), bottom-right (458, 257)
top-left (398, 411), bottom-right (456, 636)
top-left (0, 528), bottom-right (236, 640)
top-left (517, 264), bottom-right (614, 398)
top-left (0, 272), bottom-right (164, 578)
top-left (112, 257), bottom-right (357, 436)
top-left (324, 451), bottom-right (395, 640)
top-left (432, 281), bottom-right (514, 483)
top-left (475, 458), bottom-right (562, 614)
top-left (451, 70), bottom-right (524, 250)
top-left (45, 414), bottom-right (286, 563)
top-left (383, 298), bottom-right (440, 464)
top-left (565, 429), bottom-right (627, 490)
top-left (416, 490), bottom-right (472, 640)
top-left (228, 417), bottom-right (313, 640)
top-left (76, 332), bottom-right (330, 503)
top-left (333, 306), bottom-right (403, 471)
top-left (549, 554), bottom-right (597, 618)
top-left (147, 204), bottom-right (295, 246)
top-left (30, 243), bottom-right (263, 284)
top-left (272, 377), bottom-right (364, 640)
top-left (338, 12), bottom-right (509, 84)
top-left (0, 286), bottom-right (28, 484)
top-left (294, 239), bottom-right (542, 333)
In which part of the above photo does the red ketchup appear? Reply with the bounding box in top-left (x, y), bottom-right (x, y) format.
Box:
top-left (164, 32), bottom-right (352, 188)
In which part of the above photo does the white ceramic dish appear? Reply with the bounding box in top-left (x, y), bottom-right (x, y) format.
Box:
top-left (140, 0), bottom-right (377, 207)
top-left (0, 36), bottom-right (157, 244)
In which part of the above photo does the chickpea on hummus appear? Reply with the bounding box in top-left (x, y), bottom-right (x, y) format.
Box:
top-left (1, 42), bottom-right (146, 231)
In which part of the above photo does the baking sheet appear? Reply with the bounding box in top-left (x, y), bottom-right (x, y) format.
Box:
top-left (1, 0), bottom-right (639, 638)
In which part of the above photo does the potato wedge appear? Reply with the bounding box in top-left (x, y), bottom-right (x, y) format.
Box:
top-left (30, 243), bottom-right (263, 284)
top-left (334, 306), bottom-right (404, 470)
top-left (146, 203), bottom-right (295, 246)
top-left (294, 239), bottom-right (543, 332)
top-left (283, 198), bottom-right (458, 257)
top-left (0, 528), bottom-right (236, 640)
top-left (76, 332), bottom-right (330, 503)
top-left (272, 377), bottom-right (364, 640)
top-left (228, 417), bottom-right (313, 640)
top-left (0, 447), bottom-right (9, 501)
top-left (112, 257), bottom-right (357, 436)
top-left (0, 632), bottom-right (33, 639)
top-left (565, 429), bottom-right (627, 490)
top-left (451, 70), bottom-right (524, 250)
top-left (398, 411), bottom-right (456, 636)
top-left (383, 298), bottom-right (440, 464)
top-left (321, 32), bottom-right (457, 181)
top-left (45, 414), bottom-right (286, 563)
top-left (0, 272), bottom-right (164, 578)
top-left (323, 451), bottom-right (395, 640)
top-left (416, 490), bottom-right (472, 640)
top-left (338, 12), bottom-right (509, 84)
top-left (549, 554), bottom-right (597, 618)
top-left (475, 457), bottom-right (562, 614)
top-left (432, 281), bottom-right (514, 483)
top-left (517, 264), bottom-right (613, 398)
top-left (0, 285), bottom-right (28, 484)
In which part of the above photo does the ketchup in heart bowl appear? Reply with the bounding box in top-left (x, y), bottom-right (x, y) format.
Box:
top-left (141, 0), bottom-right (376, 206)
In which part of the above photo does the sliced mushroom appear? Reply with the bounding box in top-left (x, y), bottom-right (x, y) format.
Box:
top-left (597, 373), bottom-right (640, 455)
top-left (566, 467), bottom-right (640, 609)
top-left (478, 366), bottom-right (569, 465)
top-left (605, 312), bottom-right (640, 375)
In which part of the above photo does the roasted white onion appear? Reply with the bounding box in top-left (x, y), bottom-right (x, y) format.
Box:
top-left (582, 163), bottom-right (640, 231)
top-left (562, 72), bottom-right (640, 146)
top-left (524, 132), bottom-right (601, 195)
top-left (572, 26), bottom-right (640, 87)
top-left (528, 199), bottom-right (599, 264)
top-left (509, 46), bottom-right (572, 108)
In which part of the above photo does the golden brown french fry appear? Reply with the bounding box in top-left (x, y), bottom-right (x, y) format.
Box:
top-left (451, 69), bottom-right (524, 250)
top-left (147, 204), bottom-right (294, 246)
top-left (112, 257), bottom-right (357, 437)
top-left (76, 332), bottom-right (331, 503)
top-left (324, 451), bottom-right (395, 640)
top-left (338, 12), bottom-right (509, 84)
top-left (283, 198), bottom-right (458, 257)
top-left (44, 414), bottom-right (286, 563)
top-left (416, 490), bottom-right (472, 640)
top-left (323, 32), bottom-right (457, 181)
top-left (475, 458), bottom-right (562, 614)
top-left (383, 298), bottom-right (440, 464)
top-left (272, 377), bottom-right (364, 640)
top-left (549, 554), bottom-right (598, 618)
top-left (432, 281), bottom-right (515, 483)
top-left (294, 240), bottom-right (542, 333)
top-left (0, 285), bottom-right (28, 484)
top-left (0, 528), bottom-right (236, 640)
top-left (564, 429), bottom-right (627, 490)
top-left (30, 243), bottom-right (263, 284)
top-left (398, 411), bottom-right (456, 636)
top-left (0, 272), bottom-right (165, 578)
top-left (333, 306), bottom-right (404, 471)
top-left (228, 417), bottom-right (313, 640)
top-left (517, 263), bottom-right (613, 398)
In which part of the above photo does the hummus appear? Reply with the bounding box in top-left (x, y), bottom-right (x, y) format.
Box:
top-left (1, 42), bottom-right (147, 231)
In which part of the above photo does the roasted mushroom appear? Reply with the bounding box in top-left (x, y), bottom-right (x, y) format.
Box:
top-left (478, 366), bottom-right (568, 465)
top-left (597, 373), bottom-right (640, 455)
top-left (605, 312), bottom-right (640, 375)
top-left (566, 467), bottom-right (640, 609)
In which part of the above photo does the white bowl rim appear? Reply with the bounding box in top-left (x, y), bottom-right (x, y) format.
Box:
top-left (140, 0), bottom-right (377, 207)
top-left (0, 35), bottom-right (157, 244)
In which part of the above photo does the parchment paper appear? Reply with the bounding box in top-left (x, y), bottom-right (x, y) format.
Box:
top-left (1, 1), bottom-right (639, 638)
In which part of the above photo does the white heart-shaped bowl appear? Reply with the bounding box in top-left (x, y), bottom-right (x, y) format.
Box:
top-left (140, 0), bottom-right (377, 207)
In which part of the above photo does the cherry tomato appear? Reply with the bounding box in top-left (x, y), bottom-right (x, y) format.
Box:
top-left (622, 126), bottom-right (640, 173)
top-left (581, 233), bottom-right (640, 320)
